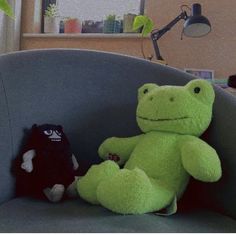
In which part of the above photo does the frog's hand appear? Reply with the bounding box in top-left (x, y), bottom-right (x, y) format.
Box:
top-left (98, 135), bottom-right (143, 165)
top-left (181, 138), bottom-right (222, 182)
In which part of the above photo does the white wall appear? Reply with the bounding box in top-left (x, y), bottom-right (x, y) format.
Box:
top-left (57, 0), bottom-right (141, 21)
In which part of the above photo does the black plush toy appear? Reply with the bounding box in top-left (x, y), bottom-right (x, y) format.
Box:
top-left (14, 124), bottom-right (79, 202)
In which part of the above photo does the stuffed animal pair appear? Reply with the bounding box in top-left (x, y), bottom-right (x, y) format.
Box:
top-left (77, 79), bottom-right (222, 214)
top-left (14, 124), bottom-right (79, 202)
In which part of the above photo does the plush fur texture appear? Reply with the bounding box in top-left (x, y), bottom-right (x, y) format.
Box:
top-left (77, 79), bottom-right (222, 214)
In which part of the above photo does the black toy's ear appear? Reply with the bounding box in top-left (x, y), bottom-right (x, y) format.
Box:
top-left (138, 83), bottom-right (159, 101)
top-left (31, 124), bottom-right (37, 129)
top-left (30, 124), bottom-right (38, 141)
top-left (57, 125), bottom-right (63, 131)
top-left (185, 79), bottom-right (215, 105)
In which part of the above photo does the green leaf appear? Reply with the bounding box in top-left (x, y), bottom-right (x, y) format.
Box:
top-left (0, 0), bottom-right (14, 19)
top-left (142, 18), bottom-right (154, 36)
top-left (133, 15), bottom-right (146, 30)
top-left (133, 15), bottom-right (154, 36)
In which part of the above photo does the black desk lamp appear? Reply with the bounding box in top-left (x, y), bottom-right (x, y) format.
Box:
top-left (151, 3), bottom-right (211, 61)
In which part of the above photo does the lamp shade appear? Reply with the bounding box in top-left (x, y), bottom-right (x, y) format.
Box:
top-left (183, 3), bottom-right (211, 37)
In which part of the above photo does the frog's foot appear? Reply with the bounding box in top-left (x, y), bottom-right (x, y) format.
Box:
top-left (97, 168), bottom-right (174, 214)
top-left (77, 160), bottom-right (119, 204)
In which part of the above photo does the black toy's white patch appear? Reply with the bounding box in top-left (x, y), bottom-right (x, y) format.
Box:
top-left (55, 130), bottom-right (62, 136)
top-left (44, 130), bottom-right (62, 142)
top-left (44, 130), bottom-right (53, 135)
top-left (50, 138), bottom-right (61, 142)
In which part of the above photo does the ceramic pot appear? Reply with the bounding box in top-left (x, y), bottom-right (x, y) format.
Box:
top-left (82, 20), bottom-right (103, 33)
top-left (64, 18), bottom-right (82, 33)
top-left (44, 16), bottom-right (59, 33)
top-left (103, 20), bottom-right (121, 33)
top-left (123, 14), bottom-right (138, 33)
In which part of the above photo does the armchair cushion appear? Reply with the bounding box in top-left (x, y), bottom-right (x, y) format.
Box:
top-left (0, 198), bottom-right (236, 233)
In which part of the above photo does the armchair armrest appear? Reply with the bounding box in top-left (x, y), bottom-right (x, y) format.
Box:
top-left (199, 86), bottom-right (236, 218)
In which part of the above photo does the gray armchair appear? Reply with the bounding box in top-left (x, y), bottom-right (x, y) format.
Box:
top-left (0, 49), bottom-right (235, 232)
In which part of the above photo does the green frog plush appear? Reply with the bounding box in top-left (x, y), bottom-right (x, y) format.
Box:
top-left (77, 79), bottom-right (222, 214)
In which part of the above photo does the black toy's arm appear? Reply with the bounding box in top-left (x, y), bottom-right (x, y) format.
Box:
top-left (72, 154), bottom-right (79, 170)
top-left (21, 149), bottom-right (36, 173)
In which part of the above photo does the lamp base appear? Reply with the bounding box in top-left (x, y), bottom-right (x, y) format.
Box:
top-left (154, 59), bottom-right (168, 65)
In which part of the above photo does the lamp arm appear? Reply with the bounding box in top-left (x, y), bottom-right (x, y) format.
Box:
top-left (151, 11), bottom-right (188, 60)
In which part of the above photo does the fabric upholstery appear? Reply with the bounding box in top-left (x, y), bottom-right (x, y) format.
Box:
top-left (0, 72), bottom-right (15, 204)
top-left (0, 197), bottom-right (236, 233)
top-left (0, 49), bottom-right (192, 164)
top-left (200, 87), bottom-right (236, 217)
top-left (0, 49), bottom-right (235, 230)
top-left (0, 49), bottom-right (191, 205)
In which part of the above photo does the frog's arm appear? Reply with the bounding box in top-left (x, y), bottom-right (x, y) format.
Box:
top-left (98, 135), bottom-right (144, 165)
top-left (180, 136), bottom-right (222, 182)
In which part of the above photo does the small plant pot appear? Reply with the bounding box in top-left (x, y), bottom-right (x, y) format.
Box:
top-left (113, 20), bottom-right (122, 33)
top-left (103, 20), bottom-right (121, 33)
top-left (82, 20), bottom-right (103, 33)
top-left (44, 16), bottom-right (60, 33)
top-left (123, 14), bottom-right (138, 33)
top-left (64, 18), bottom-right (82, 33)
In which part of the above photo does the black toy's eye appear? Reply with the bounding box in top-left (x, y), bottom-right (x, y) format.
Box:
top-left (55, 130), bottom-right (62, 136)
top-left (143, 88), bottom-right (148, 94)
top-left (194, 87), bottom-right (201, 94)
top-left (44, 130), bottom-right (53, 135)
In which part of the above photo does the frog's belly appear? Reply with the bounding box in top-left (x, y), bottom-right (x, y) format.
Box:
top-left (124, 132), bottom-right (189, 195)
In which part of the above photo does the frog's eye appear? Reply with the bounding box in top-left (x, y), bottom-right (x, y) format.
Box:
top-left (44, 130), bottom-right (53, 136)
top-left (186, 79), bottom-right (215, 105)
top-left (138, 83), bottom-right (159, 101)
top-left (194, 87), bottom-right (201, 94)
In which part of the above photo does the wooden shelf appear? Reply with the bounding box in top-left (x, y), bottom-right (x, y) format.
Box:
top-left (22, 33), bottom-right (149, 39)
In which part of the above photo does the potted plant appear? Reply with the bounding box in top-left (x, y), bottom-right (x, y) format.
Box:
top-left (123, 13), bottom-right (138, 33)
top-left (0, 0), bottom-right (14, 18)
top-left (103, 14), bottom-right (121, 34)
top-left (82, 20), bottom-right (103, 33)
top-left (133, 15), bottom-right (154, 60)
top-left (64, 18), bottom-right (82, 33)
top-left (44, 3), bottom-right (60, 33)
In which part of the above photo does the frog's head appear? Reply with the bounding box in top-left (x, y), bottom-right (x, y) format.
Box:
top-left (136, 79), bottom-right (215, 136)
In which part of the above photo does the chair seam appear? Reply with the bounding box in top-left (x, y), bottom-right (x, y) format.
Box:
top-left (0, 71), bottom-right (14, 159)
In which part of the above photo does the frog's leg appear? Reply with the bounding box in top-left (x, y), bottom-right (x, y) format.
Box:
top-left (77, 160), bottom-right (119, 204)
top-left (96, 168), bottom-right (175, 214)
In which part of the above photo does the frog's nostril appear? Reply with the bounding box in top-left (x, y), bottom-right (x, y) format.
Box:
top-left (169, 97), bottom-right (174, 102)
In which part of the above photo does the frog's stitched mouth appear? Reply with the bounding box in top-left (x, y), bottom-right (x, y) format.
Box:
top-left (137, 116), bottom-right (190, 122)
